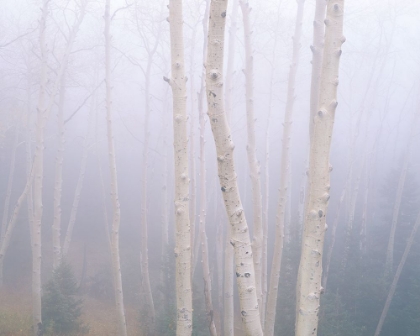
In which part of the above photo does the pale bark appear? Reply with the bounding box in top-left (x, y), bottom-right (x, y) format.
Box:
top-left (309, 0), bottom-right (327, 140)
top-left (374, 210), bottom-right (420, 336)
top-left (239, 0), bottom-right (264, 317)
top-left (223, 1), bottom-right (238, 334)
top-left (31, 2), bottom-right (49, 333)
top-left (52, 79), bottom-right (66, 269)
top-left (189, 27), bottom-right (197, 273)
top-left (264, 1), bottom-right (305, 335)
top-left (198, 88), bottom-right (218, 336)
top-left (137, 18), bottom-right (160, 325)
top-left (167, 1), bottom-right (193, 334)
top-left (205, 1), bottom-right (263, 334)
top-left (104, 1), bottom-right (128, 335)
top-left (295, 1), bottom-right (345, 335)
top-left (51, 0), bottom-right (86, 269)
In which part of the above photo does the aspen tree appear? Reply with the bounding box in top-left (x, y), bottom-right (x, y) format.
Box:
top-left (135, 4), bottom-right (162, 324)
top-left (223, 1), bottom-right (239, 334)
top-left (295, 1), bottom-right (345, 335)
top-left (167, 0), bottom-right (193, 334)
top-left (309, 0), bottom-right (327, 139)
top-left (50, 0), bottom-right (87, 268)
top-left (198, 65), bottom-right (218, 335)
top-left (189, 26), bottom-right (197, 273)
top-left (264, 1), bottom-right (305, 335)
top-left (374, 210), bottom-right (420, 336)
top-left (31, 1), bottom-right (50, 333)
top-left (104, 1), bottom-right (128, 335)
top-left (205, 0), bottom-right (263, 334)
top-left (239, 0), bottom-right (263, 316)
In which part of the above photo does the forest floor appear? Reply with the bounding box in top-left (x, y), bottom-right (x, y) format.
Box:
top-left (0, 288), bottom-right (142, 336)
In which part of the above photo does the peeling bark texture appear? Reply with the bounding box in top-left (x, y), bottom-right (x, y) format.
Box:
top-left (223, 1), bottom-right (238, 334)
top-left (309, 0), bottom-right (327, 141)
top-left (205, 1), bottom-right (263, 334)
top-left (168, 0), bottom-right (193, 334)
top-left (264, 1), bottom-right (305, 335)
top-left (374, 210), bottom-right (420, 336)
top-left (104, 1), bottom-right (128, 335)
top-left (239, 0), bottom-right (264, 318)
top-left (295, 1), bottom-right (345, 335)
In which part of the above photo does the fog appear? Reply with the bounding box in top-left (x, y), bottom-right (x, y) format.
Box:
top-left (0, 0), bottom-right (419, 335)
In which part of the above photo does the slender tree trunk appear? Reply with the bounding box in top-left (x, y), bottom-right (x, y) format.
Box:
top-left (205, 1), bottom-right (263, 334)
top-left (140, 60), bottom-right (156, 330)
top-left (264, 1), bottom-right (305, 335)
top-left (104, 2), bottom-right (128, 335)
top-left (223, 1), bottom-right (238, 334)
top-left (374, 210), bottom-right (420, 336)
top-left (295, 1), bottom-right (345, 335)
top-left (52, 78), bottom-right (66, 269)
top-left (189, 28), bottom-right (197, 273)
top-left (239, 1), bottom-right (264, 317)
top-left (309, 0), bottom-right (327, 140)
top-left (198, 90), bottom-right (218, 336)
top-left (215, 203), bottom-right (224, 334)
top-left (31, 2), bottom-right (50, 333)
top-left (167, 1), bottom-right (192, 334)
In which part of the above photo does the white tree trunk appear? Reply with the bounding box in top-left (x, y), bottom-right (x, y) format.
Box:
top-left (309, 0), bottom-right (327, 140)
top-left (239, 1), bottom-right (264, 317)
top-left (264, 1), bottom-right (305, 335)
top-left (51, 0), bottom-right (86, 269)
top-left (223, 1), bottom-right (238, 334)
top-left (189, 28), bottom-right (197, 273)
top-left (139, 59), bottom-right (156, 328)
top-left (295, 1), bottom-right (345, 335)
top-left (198, 92), bottom-right (218, 335)
top-left (31, 1), bottom-right (49, 333)
top-left (167, 1), bottom-right (193, 334)
top-left (52, 79), bottom-right (66, 269)
top-left (104, 1), bottom-right (128, 335)
top-left (205, 1), bottom-right (263, 334)
top-left (374, 210), bottom-right (420, 336)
